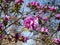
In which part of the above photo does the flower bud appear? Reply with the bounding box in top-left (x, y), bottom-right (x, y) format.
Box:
top-left (5, 15), bottom-right (10, 21)
top-left (55, 14), bottom-right (60, 20)
top-left (53, 38), bottom-right (60, 44)
top-left (43, 16), bottom-right (48, 22)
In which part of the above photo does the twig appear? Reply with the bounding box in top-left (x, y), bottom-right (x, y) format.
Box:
top-left (50, 22), bottom-right (60, 37)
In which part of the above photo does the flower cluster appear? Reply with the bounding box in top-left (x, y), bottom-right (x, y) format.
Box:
top-left (27, 2), bottom-right (42, 10)
top-left (24, 15), bottom-right (40, 30)
top-left (42, 6), bottom-right (57, 12)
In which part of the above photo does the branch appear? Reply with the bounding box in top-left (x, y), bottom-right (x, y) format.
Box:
top-left (50, 22), bottom-right (60, 37)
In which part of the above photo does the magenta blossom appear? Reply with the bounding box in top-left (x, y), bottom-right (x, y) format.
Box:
top-left (53, 38), bottom-right (60, 44)
top-left (0, 34), bottom-right (5, 41)
top-left (0, 23), bottom-right (4, 29)
top-left (24, 15), bottom-right (39, 30)
top-left (5, 15), bottom-right (10, 21)
top-left (30, 2), bottom-right (39, 6)
top-left (15, 0), bottom-right (24, 3)
top-left (55, 14), bottom-right (60, 20)
top-left (15, 33), bottom-right (20, 40)
top-left (37, 5), bottom-right (42, 9)
top-left (6, 0), bottom-right (10, 3)
top-left (41, 27), bottom-right (48, 33)
top-left (38, 15), bottom-right (42, 20)
top-left (33, 16), bottom-right (39, 30)
top-left (44, 6), bottom-right (49, 9)
top-left (43, 16), bottom-right (48, 22)
top-left (24, 37), bottom-right (29, 42)
top-left (49, 6), bottom-right (56, 11)
top-left (30, 2), bottom-right (42, 9)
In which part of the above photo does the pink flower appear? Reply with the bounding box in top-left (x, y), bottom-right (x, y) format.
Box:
top-left (5, 15), bottom-right (10, 21)
top-left (30, 2), bottom-right (37, 6)
top-left (15, 0), bottom-right (20, 3)
top-left (24, 37), bottom-right (29, 42)
top-left (49, 6), bottom-right (56, 11)
top-left (44, 6), bottom-right (49, 9)
top-left (43, 16), bottom-right (48, 22)
top-left (30, 2), bottom-right (40, 7)
top-left (24, 15), bottom-right (33, 29)
top-left (24, 15), bottom-right (39, 30)
top-left (33, 24), bottom-right (40, 30)
top-left (53, 38), bottom-right (60, 44)
top-left (15, 33), bottom-right (20, 40)
top-left (0, 34), bottom-right (5, 41)
top-left (33, 18), bottom-right (40, 30)
top-left (41, 27), bottom-right (48, 33)
top-left (29, 2), bottom-right (42, 9)
top-left (55, 14), bottom-right (60, 20)
top-left (38, 15), bottom-right (42, 20)
top-left (37, 5), bottom-right (42, 9)
top-left (0, 23), bottom-right (4, 29)
top-left (6, 0), bottom-right (10, 3)
top-left (15, 0), bottom-right (24, 3)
